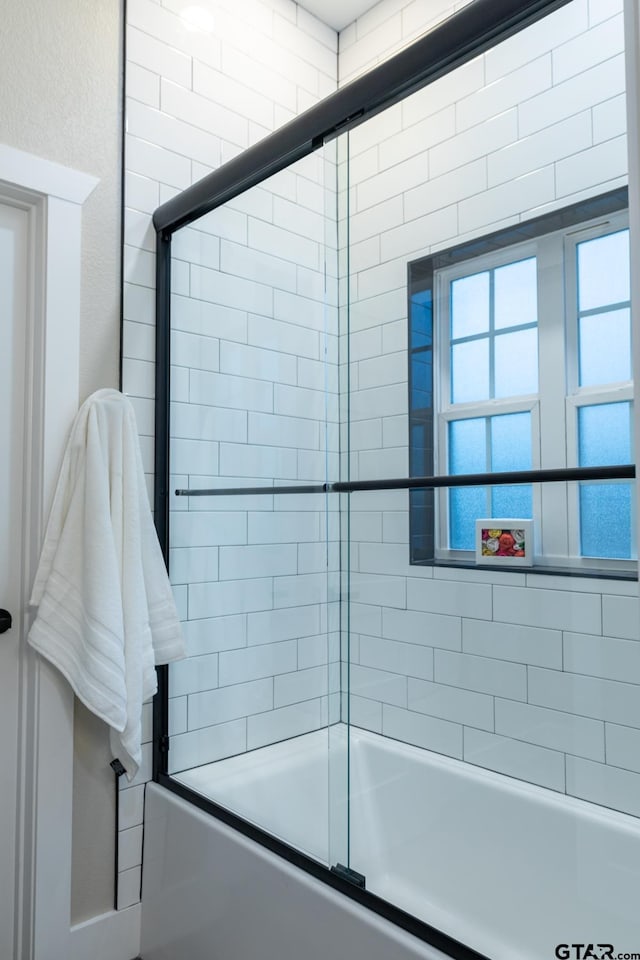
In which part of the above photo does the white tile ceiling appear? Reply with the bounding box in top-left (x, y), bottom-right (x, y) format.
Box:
top-left (298, 0), bottom-right (378, 31)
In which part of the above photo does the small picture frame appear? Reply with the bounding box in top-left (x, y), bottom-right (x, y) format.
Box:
top-left (475, 519), bottom-right (534, 567)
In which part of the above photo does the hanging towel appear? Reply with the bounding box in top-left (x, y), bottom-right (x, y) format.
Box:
top-left (28, 388), bottom-right (185, 779)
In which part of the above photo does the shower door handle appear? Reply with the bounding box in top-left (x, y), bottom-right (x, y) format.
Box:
top-left (0, 609), bottom-right (12, 634)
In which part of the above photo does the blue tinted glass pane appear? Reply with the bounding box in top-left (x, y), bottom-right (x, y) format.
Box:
top-left (412, 288), bottom-right (432, 306)
top-left (578, 402), bottom-right (631, 467)
top-left (411, 352), bottom-right (432, 410)
top-left (410, 422), bottom-right (430, 475)
top-left (411, 296), bottom-right (432, 349)
top-left (494, 258), bottom-right (537, 330)
top-left (451, 272), bottom-right (490, 339)
top-left (491, 412), bottom-right (532, 471)
top-left (579, 309), bottom-right (631, 386)
top-left (491, 484), bottom-right (533, 518)
top-left (451, 339), bottom-right (490, 403)
top-left (578, 230), bottom-right (630, 311)
top-left (580, 483), bottom-right (632, 559)
top-left (411, 482), bottom-right (433, 559)
top-left (449, 486), bottom-right (487, 550)
top-left (411, 488), bottom-right (428, 509)
top-left (494, 328), bottom-right (538, 398)
top-left (449, 418), bottom-right (486, 474)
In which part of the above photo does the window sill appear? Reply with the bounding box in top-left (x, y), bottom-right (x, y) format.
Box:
top-left (412, 557), bottom-right (638, 582)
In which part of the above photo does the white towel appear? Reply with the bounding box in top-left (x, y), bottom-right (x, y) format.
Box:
top-left (28, 388), bottom-right (185, 779)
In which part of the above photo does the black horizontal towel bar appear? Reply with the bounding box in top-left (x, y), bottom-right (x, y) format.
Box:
top-left (175, 464), bottom-right (636, 498)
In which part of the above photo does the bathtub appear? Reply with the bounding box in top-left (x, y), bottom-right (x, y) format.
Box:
top-left (141, 726), bottom-right (640, 960)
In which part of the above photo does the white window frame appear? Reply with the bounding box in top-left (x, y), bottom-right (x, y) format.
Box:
top-left (433, 208), bottom-right (633, 573)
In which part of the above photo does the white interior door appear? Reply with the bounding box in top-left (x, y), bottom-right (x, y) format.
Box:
top-left (0, 198), bottom-right (29, 960)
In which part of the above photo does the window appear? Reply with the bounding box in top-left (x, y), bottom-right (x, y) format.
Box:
top-left (408, 189), bottom-right (634, 572)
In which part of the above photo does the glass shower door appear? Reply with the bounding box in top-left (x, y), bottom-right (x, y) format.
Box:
top-left (340, 2), bottom-right (640, 957)
top-left (163, 142), bottom-right (349, 871)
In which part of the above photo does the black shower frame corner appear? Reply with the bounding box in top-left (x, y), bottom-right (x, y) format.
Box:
top-left (149, 2), bottom-right (627, 957)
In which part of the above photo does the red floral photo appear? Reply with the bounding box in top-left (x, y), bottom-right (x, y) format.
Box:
top-left (475, 520), bottom-right (533, 566)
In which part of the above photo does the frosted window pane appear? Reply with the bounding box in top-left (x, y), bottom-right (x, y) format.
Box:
top-left (495, 258), bottom-right (537, 329)
top-left (494, 329), bottom-right (538, 398)
top-left (489, 413), bottom-right (532, 520)
top-left (451, 339), bottom-right (489, 403)
top-left (578, 230), bottom-right (630, 311)
top-left (449, 486), bottom-right (487, 550)
top-left (491, 484), bottom-right (533, 518)
top-left (490, 413), bottom-right (532, 471)
top-left (451, 272), bottom-right (489, 339)
top-left (449, 418), bottom-right (486, 474)
top-left (580, 483), bottom-right (632, 559)
top-left (579, 309), bottom-right (631, 386)
top-left (578, 402), bottom-right (631, 467)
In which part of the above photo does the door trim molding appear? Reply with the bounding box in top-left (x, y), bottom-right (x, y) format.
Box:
top-left (0, 143), bottom-right (97, 204)
top-left (0, 144), bottom-right (97, 960)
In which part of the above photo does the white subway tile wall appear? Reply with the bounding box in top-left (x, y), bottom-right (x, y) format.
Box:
top-left (339, 0), bottom-right (639, 830)
top-left (170, 37), bottom-right (338, 768)
top-left (121, 0), bottom-right (639, 912)
top-left (122, 0), bottom-right (340, 908)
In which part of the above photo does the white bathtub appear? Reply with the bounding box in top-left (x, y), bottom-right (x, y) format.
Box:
top-left (143, 726), bottom-right (640, 960)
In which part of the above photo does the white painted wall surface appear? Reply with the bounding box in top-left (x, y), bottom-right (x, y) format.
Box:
top-left (0, 0), bottom-right (122, 399)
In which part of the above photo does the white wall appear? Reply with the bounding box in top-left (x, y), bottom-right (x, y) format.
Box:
top-left (0, 0), bottom-right (123, 925)
top-left (338, 0), bottom-right (473, 84)
top-left (340, 0), bottom-right (640, 819)
top-left (0, 0), bottom-right (122, 398)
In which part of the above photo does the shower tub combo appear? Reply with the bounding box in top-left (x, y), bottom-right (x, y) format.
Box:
top-left (140, 0), bottom-right (640, 957)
